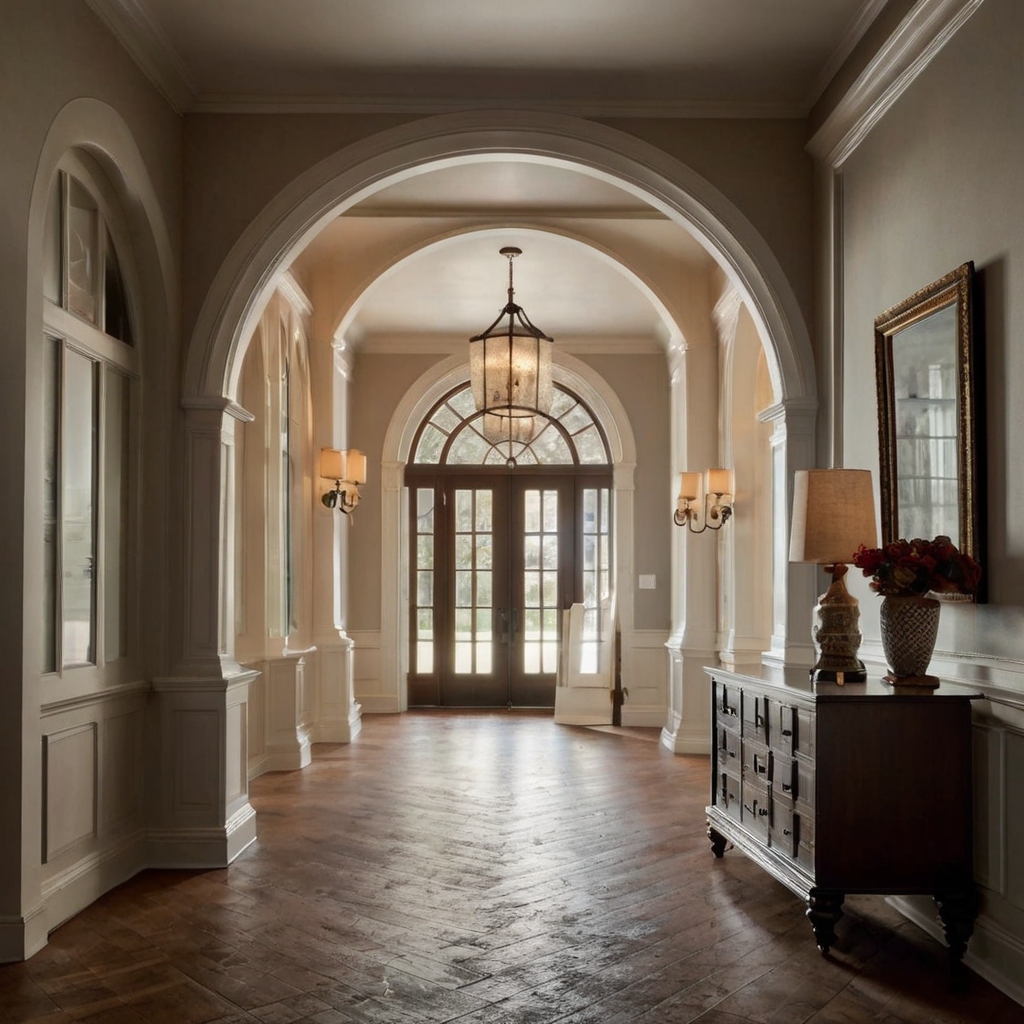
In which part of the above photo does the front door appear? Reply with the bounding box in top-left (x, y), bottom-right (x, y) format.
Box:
top-left (409, 473), bottom-right (600, 707)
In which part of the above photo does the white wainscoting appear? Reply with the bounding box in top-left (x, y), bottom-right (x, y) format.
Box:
top-left (855, 643), bottom-right (1024, 1007)
top-left (350, 630), bottom-right (399, 713)
top-left (39, 684), bottom-right (148, 935)
top-left (621, 630), bottom-right (671, 727)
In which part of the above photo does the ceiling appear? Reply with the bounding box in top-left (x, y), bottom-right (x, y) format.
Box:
top-left (82, 0), bottom-right (887, 349)
top-left (86, 0), bottom-right (886, 116)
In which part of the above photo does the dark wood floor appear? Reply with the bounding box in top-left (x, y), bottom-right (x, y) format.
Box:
top-left (3, 711), bottom-right (1023, 1024)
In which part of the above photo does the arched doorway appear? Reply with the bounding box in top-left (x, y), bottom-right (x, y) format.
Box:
top-left (405, 382), bottom-right (612, 707)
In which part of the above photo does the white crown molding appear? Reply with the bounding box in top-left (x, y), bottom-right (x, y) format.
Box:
top-left (85, 0), bottom-right (197, 113)
top-left (804, 0), bottom-right (891, 109)
top-left (355, 332), bottom-right (663, 356)
top-left (277, 271), bottom-right (314, 319)
top-left (808, 0), bottom-right (985, 167)
top-left (189, 93), bottom-right (807, 120)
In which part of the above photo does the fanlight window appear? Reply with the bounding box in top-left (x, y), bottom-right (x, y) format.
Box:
top-left (412, 384), bottom-right (609, 467)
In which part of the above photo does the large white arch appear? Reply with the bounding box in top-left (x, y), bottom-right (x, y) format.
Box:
top-left (182, 111), bottom-right (815, 408)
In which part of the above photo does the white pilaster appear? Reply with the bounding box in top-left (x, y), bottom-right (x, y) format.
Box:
top-left (663, 341), bottom-right (719, 755)
top-left (759, 400), bottom-right (818, 668)
top-left (153, 401), bottom-right (257, 868)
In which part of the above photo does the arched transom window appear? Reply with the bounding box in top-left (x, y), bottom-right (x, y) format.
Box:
top-left (411, 383), bottom-right (610, 467)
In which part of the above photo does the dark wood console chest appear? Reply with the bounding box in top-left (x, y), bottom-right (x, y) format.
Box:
top-left (705, 666), bottom-right (980, 960)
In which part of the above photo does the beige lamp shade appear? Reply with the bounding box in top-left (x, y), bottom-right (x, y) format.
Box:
top-left (345, 450), bottom-right (367, 485)
top-left (705, 468), bottom-right (734, 496)
top-left (789, 469), bottom-right (878, 564)
top-left (320, 447), bottom-right (343, 480)
top-left (678, 472), bottom-right (701, 502)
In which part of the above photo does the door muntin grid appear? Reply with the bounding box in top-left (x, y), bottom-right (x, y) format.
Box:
top-left (453, 488), bottom-right (494, 675)
top-left (522, 488), bottom-right (559, 675)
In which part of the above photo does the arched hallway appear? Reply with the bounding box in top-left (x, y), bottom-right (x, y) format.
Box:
top-left (2, 715), bottom-right (1020, 1023)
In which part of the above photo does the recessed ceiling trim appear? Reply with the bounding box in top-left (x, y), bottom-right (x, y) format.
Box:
top-left (189, 94), bottom-right (808, 120)
top-left (85, 0), bottom-right (197, 113)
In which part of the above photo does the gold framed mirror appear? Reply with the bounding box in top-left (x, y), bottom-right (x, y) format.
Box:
top-left (874, 262), bottom-right (982, 598)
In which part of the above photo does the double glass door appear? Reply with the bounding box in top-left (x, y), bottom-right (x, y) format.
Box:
top-left (409, 473), bottom-right (610, 707)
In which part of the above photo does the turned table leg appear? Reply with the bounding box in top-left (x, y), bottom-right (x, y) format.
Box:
top-left (806, 889), bottom-right (845, 953)
top-left (934, 888), bottom-right (979, 965)
top-left (707, 824), bottom-right (727, 858)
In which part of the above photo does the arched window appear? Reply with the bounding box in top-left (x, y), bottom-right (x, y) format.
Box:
top-left (405, 383), bottom-right (612, 707)
top-left (411, 383), bottom-right (610, 467)
top-left (41, 154), bottom-right (139, 681)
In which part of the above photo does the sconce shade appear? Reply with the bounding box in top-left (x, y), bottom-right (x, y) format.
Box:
top-left (678, 472), bottom-right (701, 502)
top-left (705, 468), bottom-right (734, 496)
top-left (789, 469), bottom-right (878, 565)
top-left (320, 447), bottom-right (343, 480)
top-left (346, 450), bottom-right (367, 486)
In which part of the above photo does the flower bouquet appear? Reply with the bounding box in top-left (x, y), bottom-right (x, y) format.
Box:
top-left (852, 535), bottom-right (981, 598)
top-left (852, 536), bottom-right (980, 683)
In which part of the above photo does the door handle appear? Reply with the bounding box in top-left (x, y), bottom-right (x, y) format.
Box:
top-left (498, 607), bottom-right (509, 646)
top-left (510, 607), bottom-right (519, 645)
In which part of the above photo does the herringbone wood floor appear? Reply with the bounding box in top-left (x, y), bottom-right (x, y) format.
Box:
top-left (3, 711), bottom-right (1023, 1023)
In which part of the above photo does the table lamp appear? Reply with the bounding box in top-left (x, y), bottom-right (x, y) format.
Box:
top-left (789, 469), bottom-right (878, 683)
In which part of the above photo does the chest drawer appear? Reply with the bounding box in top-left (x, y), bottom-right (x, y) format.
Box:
top-left (772, 702), bottom-right (796, 755)
top-left (716, 768), bottom-right (741, 823)
top-left (741, 778), bottom-right (770, 843)
top-left (717, 725), bottom-right (740, 766)
top-left (742, 691), bottom-right (769, 743)
top-left (742, 739), bottom-right (770, 783)
top-left (716, 681), bottom-right (741, 723)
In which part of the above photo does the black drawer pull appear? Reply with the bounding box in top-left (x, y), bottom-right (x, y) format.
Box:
top-left (724, 707), bottom-right (738, 717)
top-left (755, 715), bottom-right (765, 727)
top-left (743, 803), bottom-right (754, 815)
top-left (758, 807), bottom-right (769, 817)
top-left (781, 782), bottom-right (792, 793)
top-left (783, 828), bottom-right (792, 836)
top-left (781, 729), bottom-right (793, 737)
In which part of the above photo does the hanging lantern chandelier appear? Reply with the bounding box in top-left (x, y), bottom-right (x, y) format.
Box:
top-left (469, 247), bottom-right (553, 444)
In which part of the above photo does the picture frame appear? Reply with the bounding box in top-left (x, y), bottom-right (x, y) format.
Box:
top-left (874, 261), bottom-right (983, 600)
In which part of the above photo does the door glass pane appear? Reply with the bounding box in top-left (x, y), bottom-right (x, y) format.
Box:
top-left (414, 488), bottom-right (435, 674)
top-left (522, 488), bottom-right (558, 675)
top-left (62, 349), bottom-right (97, 666)
top-left (43, 174), bottom-right (62, 305)
top-left (42, 337), bottom-right (60, 672)
top-left (67, 178), bottom-right (99, 324)
top-left (581, 487), bottom-right (611, 673)
top-left (453, 489), bottom-right (493, 675)
top-left (104, 369), bottom-right (130, 662)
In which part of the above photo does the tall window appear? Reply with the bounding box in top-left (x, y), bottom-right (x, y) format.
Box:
top-left (42, 157), bottom-right (138, 679)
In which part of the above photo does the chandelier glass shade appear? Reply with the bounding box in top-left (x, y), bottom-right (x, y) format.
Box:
top-left (469, 247), bottom-right (553, 427)
top-left (480, 410), bottom-right (536, 444)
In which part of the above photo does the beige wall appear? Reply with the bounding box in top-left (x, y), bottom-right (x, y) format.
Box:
top-left (581, 353), bottom-right (672, 630)
top-left (841, 0), bottom-right (1024, 651)
top-left (347, 350), bottom-right (672, 633)
top-left (348, 352), bottom-right (447, 630)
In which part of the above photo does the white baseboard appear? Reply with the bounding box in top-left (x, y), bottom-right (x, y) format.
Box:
top-left (660, 723), bottom-right (710, 755)
top-left (357, 694), bottom-right (401, 713)
top-left (889, 896), bottom-right (1024, 1008)
top-left (0, 903), bottom-right (47, 964)
top-left (621, 705), bottom-right (667, 728)
top-left (40, 829), bottom-right (147, 936)
top-left (262, 736), bottom-right (312, 772)
top-left (148, 802), bottom-right (256, 868)
top-left (311, 701), bottom-right (362, 744)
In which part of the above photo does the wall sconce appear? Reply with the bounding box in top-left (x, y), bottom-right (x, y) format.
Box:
top-left (789, 468), bottom-right (878, 683)
top-left (320, 447), bottom-right (367, 515)
top-left (674, 468), bottom-right (735, 533)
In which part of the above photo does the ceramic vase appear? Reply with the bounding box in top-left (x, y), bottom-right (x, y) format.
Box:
top-left (879, 594), bottom-right (941, 682)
